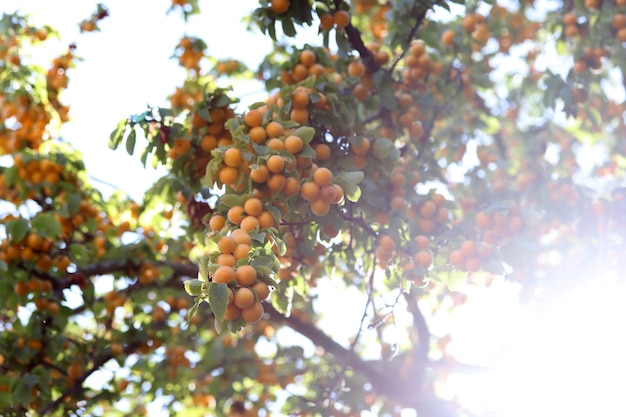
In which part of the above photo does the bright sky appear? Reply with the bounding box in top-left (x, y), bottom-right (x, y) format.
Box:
top-left (5, 0), bottom-right (274, 200)
top-left (4, 2), bottom-right (626, 417)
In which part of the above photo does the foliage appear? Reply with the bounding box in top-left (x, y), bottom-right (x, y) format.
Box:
top-left (1, 0), bottom-right (625, 416)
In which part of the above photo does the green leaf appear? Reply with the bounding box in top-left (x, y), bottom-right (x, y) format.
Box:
top-left (281, 18), bottom-right (296, 37)
top-left (208, 282), bottom-right (230, 329)
top-left (336, 170), bottom-right (364, 185)
top-left (31, 213), bottom-right (62, 239)
top-left (371, 138), bottom-right (393, 159)
top-left (272, 283), bottom-right (293, 317)
top-left (219, 194), bottom-right (241, 209)
top-left (67, 192), bottom-right (82, 215)
top-left (445, 268), bottom-right (468, 291)
top-left (109, 119), bottom-right (127, 149)
top-left (126, 129), bottom-right (137, 156)
top-left (0, 391), bottom-right (11, 408)
top-left (69, 244), bottom-right (89, 267)
top-left (290, 126), bottom-right (315, 143)
top-left (186, 296), bottom-right (202, 325)
top-left (6, 218), bottom-right (29, 244)
top-left (258, 272), bottom-right (279, 289)
top-left (335, 171), bottom-right (364, 202)
top-left (198, 255), bottom-right (211, 282)
top-left (184, 279), bottom-right (206, 296)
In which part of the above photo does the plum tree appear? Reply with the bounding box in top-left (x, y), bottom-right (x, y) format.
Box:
top-left (1, 1), bottom-right (625, 416)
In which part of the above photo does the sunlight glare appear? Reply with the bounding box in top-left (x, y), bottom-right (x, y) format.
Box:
top-left (477, 276), bottom-right (626, 417)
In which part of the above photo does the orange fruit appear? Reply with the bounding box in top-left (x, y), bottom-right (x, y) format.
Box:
top-left (313, 167), bottom-right (333, 187)
top-left (271, 0), bottom-right (289, 14)
top-left (265, 121), bottom-right (284, 138)
top-left (244, 109), bottom-right (263, 128)
top-left (311, 199), bottom-right (330, 216)
top-left (67, 362), bottom-right (83, 380)
top-left (348, 60), bottom-right (366, 77)
top-left (251, 165), bottom-right (270, 183)
top-left (223, 148), bottom-right (243, 167)
top-left (249, 126), bottom-right (268, 144)
top-left (299, 50), bottom-right (316, 67)
top-left (378, 235), bottom-right (395, 252)
top-left (320, 13), bottom-right (334, 31)
top-left (289, 108), bottom-right (309, 125)
top-left (441, 29), bottom-right (455, 46)
top-left (314, 143), bottom-right (331, 160)
top-left (233, 243), bottom-right (251, 260)
top-left (267, 138), bottom-right (285, 151)
top-left (217, 253), bottom-right (237, 267)
top-left (415, 251), bottom-right (433, 268)
top-left (448, 250), bottom-right (464, 267)
top-left (252, 281), bottom-right (270, 301)
top-left (266, 174), bottom-right (286, 192)
top-left (460, 240), bottom-right (477, 257)
top-left (213, 266), bottom-right (236, 284)
top-left (234, 287), bottom-right (256, 309)
top-left (224, 304), bottom-right (241, 321)
top-left (257, 211), bottom-right (276, 228)
top-left (292, 90), bottom-right (310, 109)
top-left (244, 197), bottom-right (263, 217)
top-left (200, 135), bottom-right (217, 152)
top-left (300, 181), bottom-right (320, 201)
top-left (240, 215), bottom-right (260, 232)
top-left (218, 166), bottom-right (239, 185)
top-left (465, 256), bottom-right (482, 272)
top-left (231, 228), bottom-right (252, 245)
top-left (292, 64), bottom-right (309, 82)
top-left (241, 302), bottom-right (264, 323)
top-left (267, 155), bottom-right (286, 174)
top-left (236, 265), bottom-right (258, 287)
top-left (283, 176), bottom-right (301, 196)
top-left (218, 236), bottom-right (237, 254)
top-left (333, 10), bottom-right (350, 28)
top-left (284, 135), bottom-right (303, 154)
top-left (414, 235), bottom-right (429, 249)
top-left (419, 201), bottom-right (437, 218)
top-left (350, 137), bottom-right (370, 156)
top-left (227, 206), bottom-right (246, 225)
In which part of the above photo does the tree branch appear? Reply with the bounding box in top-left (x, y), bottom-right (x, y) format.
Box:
top-left (64, 259), bottom-right (483, 415)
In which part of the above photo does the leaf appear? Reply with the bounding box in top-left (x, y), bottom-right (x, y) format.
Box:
top-left (31, 213), bottom-right (62, 238)
top-left (208, 282), bottom-right (230, 330)
top-left (0, 392), bottom-right (11, 408)
top-left (281, 18), bottom-right (296, 37)
top-left (198, 255), bottom-right (211, 282)
top-left (67, 192), bottom-right (82, 215)
top-left (445, 268), bottom-right (468, 291)
top-left (109, 119), bottom-right (127, 149)
top-left (184, 279), bottom-right (205, 296)
top-left (186, 296), bottom-right (202, 325)
top-left (219, 194), bottom-right (241, 209)
top-left (69, 244), bottom-right (89, 267)
top-left (290, 126), bottom-right (315, 143)
top-left (272, 284), bottom-right (293, 317)
top-left (258, 272), bottom-right (279, 289)
top-left (336, 170), bottom-right (364, 185)
top-left (335, 171), bottom-right (364, 202)
top-left (371, 138), bottom-right (393, 159)
top-left (6, 218), bottom-right (29, 244)
top-left (125, 129), bottom-right (137, 156)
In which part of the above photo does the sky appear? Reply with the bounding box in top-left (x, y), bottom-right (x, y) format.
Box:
top-left (4, 0), bottom-right (274, 200)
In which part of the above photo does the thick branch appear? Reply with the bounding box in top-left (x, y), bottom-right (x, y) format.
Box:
top-left (67, 259), bottom-right (482, 415)
top-left (39, 341), bottom-right (142, 416)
